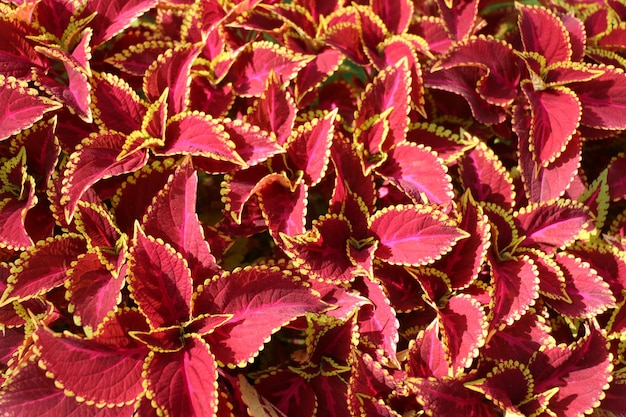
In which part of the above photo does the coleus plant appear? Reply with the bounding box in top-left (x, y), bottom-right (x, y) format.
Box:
top-left (1, 0), bottom-right (626, 416)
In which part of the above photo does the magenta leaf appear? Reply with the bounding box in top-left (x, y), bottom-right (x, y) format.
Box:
top-left (516, 200), bottom-right (590, 251)
top-left (143, 42), bottom-right (203, 115)
top-left (571, 65), bottom-right (626, 130)
top-left (0, 75), bottom-right (61, 141)
top-left (516, 107), bottom-right (582, 203)
top-left (86, 0), bottom-right (158, 46)
top-left (355, 277), bottom-right (399, 365)
top-left (517, 4), bottom-right (572, 65)
top-left (521, 83), bottom-right (581, 166)
top-left (281, 214), bottom-right (363, 283)
top-left (35, 326), bottom-right (147, 406)
top-left (354, 60), bottom-right (411, 151)
top-left (224, 40), bottom-right (313, 97)
top-left (545, 252), bottom-right (616, 318)
top-left (459, 141), bottom-right (515, 209)
top-left (141, 159), bottom-right (221, 283)
top-left (247, 70), bottom-right (296, 146)
top-left (1, 233), bottom-right (86, 304)
top-left (370, 205), bottom-right (467, 266)
top-left (435, 0), bottom-right (479, 41)
top-left (61, 130), bottom-right (148, 221)
top-left (438, 294), bottom-right (488, 376)
top-left (257, 176), bottom-right (308, 238)
top-left (66, 251), bottom-right (125, 331)
top-left (127, 225), bottom-right (193, 328)
top-left (193, 261), bottom-right (326, 366)
top-left (0, 356), bottom-right (135, 417)
top-left (488, 255), bottom-right (539, 328)
top-left (530, 327), bottom-right (612, 416)
top-left (162, 112), bottom-right (244, 167)
top-left (144, 335), bottom-right (218, 417)
top-left (285, 108), bottom-right (337, 187)
top-left (91, 72), bottom-right (146, 134)
top-left (377, 142), bottom-right (454, 205)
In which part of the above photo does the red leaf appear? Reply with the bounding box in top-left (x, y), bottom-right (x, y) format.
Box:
top-left (435, 0), bottom-right (479, 41)
top-left (517, 4), bottom-right (572, 65)
top-left (370, 205), bottom-right (467, 266)
top-left (247, 71), bottom-right (296, 146)
top-left (66, 252), bottom-right (125, 332)
top-left (435, 191), bottom-right (491, 289)
top-left (355, 61), bottom-right (411, 150)
top-left (281, 214), bottom-right (362, 283)
top-left (143, 42), bottom-right (203, 114)
top-left (459, 141), bottom-right (515, 209)
top-left (530, 327), bottom-right (612, 416)
top-left (516, 200), bottom-right (590, 251)
top-left (545, 252), bottom-right (616, 318)
top-left (0, 356), bottom-right (135, 417)
top-left (522, 84), bottom-right (581, 166)
top-left (91, 72), bottom-right (146, 134)
top-left (61, 131), bottom-right (148, 222)
top-left (257, 176), bottom-right (308, 238)
top-left (141, 159), bottom-right (221, 283)
top-left (194, 262), bottom-right (325, 366)
top-left (1, 233), bottom-right (86, 304)
top-left (35, 326), bottom-right (147, 406)
top-left (86, 0), bottom-right (158, 46)
top-left (145, 335), bottom-right (218, 417)
top-left (0, 75), bottom-right (61, 140)
top-left (516, 106), bottom-right (582, 203)
top-left (127, 225), bottom-right (193, 328)
top-left (439, 294), bottom-right (487, 376)
top-left (488, 255), bottom-right (539, 328)
top-left (286, 109), bottom-right (337, 186)
top-left (571, 65), bottom-right (626, 130)
top-left (225, 41), bottom-right (313, 97)
top-left (377, 142), bottom-right (454, 205)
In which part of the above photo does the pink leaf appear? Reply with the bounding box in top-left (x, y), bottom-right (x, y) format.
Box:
top-left (0, 75), bottom-right (61, 140)
top-left (127, 225), bottom-right (193, 328)
top-left (61, 131), bottom-right (148, 222)
top-left (1, 234), bottom-right (87, 303)
top-left (35, 326), bottom-right (147, 406)
top-left (145, 335), bottom-right (218, 417)
top-left (545, 252), bottom-right (616, 318)
top-left (225, 41), bottom-right (313, 97)
top-left (516, 200), bottom-right (590, 251)
top-left (517, 4), bottom-right (572, 65)
top-left (488, 255), bottom-right (539, 328)
top-left (194, 262), bottom-right (325, 366)
top-left (377, 142), bottom-right (454, 205)
top-left (143, 42), bottom-right (203, 114)
top-left (370, 205), bottom-right (467, 266)
top-left (141, 159), bottom-right (221, 283)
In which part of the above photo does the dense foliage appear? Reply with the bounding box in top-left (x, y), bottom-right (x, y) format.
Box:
top-left (1, 0), bottom-right (626, 415)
